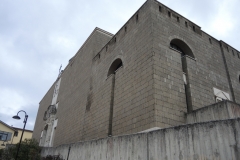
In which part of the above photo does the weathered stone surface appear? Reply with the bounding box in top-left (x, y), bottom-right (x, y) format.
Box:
top-left (187, 100), bottom-right (240, 123)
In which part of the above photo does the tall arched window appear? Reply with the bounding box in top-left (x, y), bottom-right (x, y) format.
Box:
top-left (107, 58), bottom-right (123, 136)
top-left (170, 43), bottom-right (184, 54)
top-left (170, 39), bottom-right (194, 58)
top-left (107, 58), bottom-right (123, 76)
top-left (170, 39), bottom-right (194, 112)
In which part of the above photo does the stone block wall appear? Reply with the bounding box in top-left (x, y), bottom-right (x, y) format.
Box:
top-left (54, 28), bottom-right (113, 146)
top-left (150, 0), bottom-right (232, 128)
top-left (32, 28), bottom-right (113, 146)
top-left (221, 41), bottom-right (240, 104)
top-left (82, 0), bottom-right (156, 140)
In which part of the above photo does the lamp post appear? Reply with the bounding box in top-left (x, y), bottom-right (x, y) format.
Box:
top-left (12, 110), bottom-right (28, 160)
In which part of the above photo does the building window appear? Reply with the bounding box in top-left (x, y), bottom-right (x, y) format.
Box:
top-left (159, 6), bottom-right (162, 12)
top-left (170, 43), bottom-right (184, 54)
top-left (169, 39), bottom-right (195, 60)
top-left (0, 131), bottom-right (12, 141)
top-left (14, 131), bottom-right (18, 137)
top-left (238, 52), bottom-right (240, 59)
top-left (107, 59), bottom-right (123, 76)
top-left (170, 39), bottom-right (195, 59)
top-left (232, 50), bottom-right (235, 56)
top-left (125, 26), bottom-right (127, 32)
top-left (185, 21), bottom-right (188, 27)
top-left (177, 17), bottom-right (180, 22)
top-left (193, 26), bottom-right (196, 32)
top-left (136, 14), bottom-right (138, 22)
top-left (0, 132), bottom-right (8, 140)
top-left (209, 38), bottom-right (212, 44)
top-left (227, 46), bottom-right (229, 52)
top-left (170, 39), bottom-right (194, 112)
top-left (168, 11), bottom-right (171, 17)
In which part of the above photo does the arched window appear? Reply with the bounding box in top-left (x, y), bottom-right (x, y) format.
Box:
top-left (170, 39), bottom-right (194, 58)
top-left (170, 43), bottom-right (184, 54)
top-left (107, 59), bottom-right (123, 76)
top-left (170, 39), bottom-right (194, 112)
top-left (107, 58), bottom-right (123, 137)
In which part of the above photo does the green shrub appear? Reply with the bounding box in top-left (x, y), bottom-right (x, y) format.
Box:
top-left (0, 139), bottom-right (41, 160)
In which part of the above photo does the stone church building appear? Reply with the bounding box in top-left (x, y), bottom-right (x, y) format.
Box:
top-left (33, 0), bottom-right (240, 158)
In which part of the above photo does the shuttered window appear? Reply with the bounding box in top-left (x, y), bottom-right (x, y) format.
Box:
top-left (0, 131), bottom-right (12, 141)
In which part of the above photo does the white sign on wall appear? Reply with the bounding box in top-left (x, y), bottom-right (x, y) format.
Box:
top-left (213, 87), bottom-right (230, 101)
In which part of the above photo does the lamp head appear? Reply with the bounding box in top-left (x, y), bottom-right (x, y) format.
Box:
top-left (12, 115), bottom-right (21, 120)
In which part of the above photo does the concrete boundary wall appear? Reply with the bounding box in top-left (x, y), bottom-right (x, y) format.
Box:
top-left (187, 100), bottom-right (240, 124)
top-left (41, 118), bottom-right (240, 160)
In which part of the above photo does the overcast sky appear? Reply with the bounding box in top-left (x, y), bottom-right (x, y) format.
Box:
top-left (1, 0), bottom-right (239, 130)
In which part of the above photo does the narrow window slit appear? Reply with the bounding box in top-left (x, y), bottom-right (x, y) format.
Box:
top-left (209, 38), bottom-right (212, 44)
top-left (168, 11), bottom-right (171, 17)
top-left (159, 6), bottom-right (162, 12)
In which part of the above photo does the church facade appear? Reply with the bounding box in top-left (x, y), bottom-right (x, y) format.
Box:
top-left (32, 0), bottom-right (240, 148)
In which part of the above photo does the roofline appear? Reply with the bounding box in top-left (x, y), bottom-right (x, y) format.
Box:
top-left (153, 0), bottom-right (201, 28)
top-left (153, 0), bottom-right (239, 52)
top-left (93, 0), bottom-right (149, 60)
top-left (220, 40), bottom-right (240, 52)
top-left (39, 27), bottom-right (113, 104)
top-left (62, 27), bottom-right (113, 74)
top-left (12, 127), bottom-right (33, 133)
top-left (0, 120), bottom-right (16, 132)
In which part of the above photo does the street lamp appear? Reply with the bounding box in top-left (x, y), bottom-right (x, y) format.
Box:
top-left (12, 110), bottom-right (28, 160)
